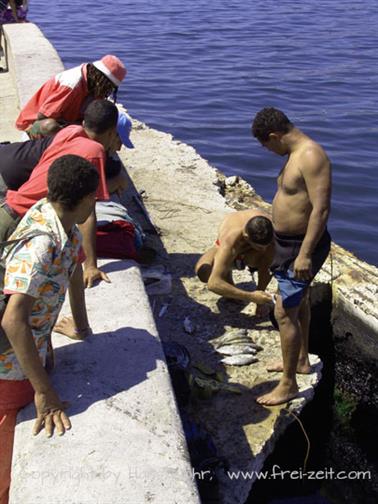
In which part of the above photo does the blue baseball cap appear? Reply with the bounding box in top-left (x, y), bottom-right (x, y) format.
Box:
top-left (117, 112), bottom-right (134, 149)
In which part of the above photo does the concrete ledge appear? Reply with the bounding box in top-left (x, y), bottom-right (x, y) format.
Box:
top-left (3, 23), bottom-right (63, 108)
top-left (4, 24), bottom-right (199, 504)
top-left (10, 260), bottom-right (199, 504)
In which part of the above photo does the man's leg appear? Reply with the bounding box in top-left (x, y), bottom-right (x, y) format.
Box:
top-left (297, 289), bottom-right (311, 372)
top-left (0, 378), bottom-right (34, 504)
top-left (195, 246), bottom-right (217, 283)
top-left (0, 409), bottom-right (18, 504)
top-left (257, 295), bottom-right (301, 405)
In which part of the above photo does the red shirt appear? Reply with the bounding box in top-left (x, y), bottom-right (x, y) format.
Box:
top-left (6, 125), bottom-right (109, 217)
top-left (16, 64), bottom-right (91, 131)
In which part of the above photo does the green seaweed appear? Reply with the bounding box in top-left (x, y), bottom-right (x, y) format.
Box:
top-left (333, 387), bottom-right (358, 432)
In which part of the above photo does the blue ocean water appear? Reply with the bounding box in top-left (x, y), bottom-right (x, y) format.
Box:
top-left (29, 0), bottom-right (378, 265)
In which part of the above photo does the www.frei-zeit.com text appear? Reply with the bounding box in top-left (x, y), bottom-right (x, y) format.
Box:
top-left (193, 465), bottom-right (372, 481)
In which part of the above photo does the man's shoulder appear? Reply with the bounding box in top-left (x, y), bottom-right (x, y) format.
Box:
top-left (300, 140), bottom-right (329, 165)
top-left (55, 64), bottom-right (84, 89)
top-left (51, 126), bottom-right (104, 156)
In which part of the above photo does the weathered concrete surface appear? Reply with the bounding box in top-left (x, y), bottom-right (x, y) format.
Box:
top-left (4, 23), bottom-right (200, 504)
top-left (3, 23), bottom-right (63, 108)
top-left (11, 261), bottom-right (199, 504)
top-left (0, 62), bottom-right (20, 142)
top-left (119, 114), bottom-right (378, 501)
top-left (118, 116), bottom-right (323, 503)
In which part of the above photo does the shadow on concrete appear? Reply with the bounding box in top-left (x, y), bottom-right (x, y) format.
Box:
top-left (19, 327), bottom-right (160, 422)
top-left (113, 162), bottom-right (301, 501)
top-left (100, 259), bottom-right (137, 274)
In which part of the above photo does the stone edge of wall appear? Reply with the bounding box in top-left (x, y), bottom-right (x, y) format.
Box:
top-left (3, 23), bottom-right (64, 108)
top-left (4, 22), bottom-right (200, 504)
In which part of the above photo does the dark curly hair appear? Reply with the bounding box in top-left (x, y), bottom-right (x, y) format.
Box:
top-left (47, 155), bottom-right (99, 210)
top-left (86, 63), bottom-right (116, 99)
top-left (245, 216), bottom-right (273, 245)
top-left (251, 107), bottom-right (293, 143)
top-left (83, 99), bottom-right (118, 135)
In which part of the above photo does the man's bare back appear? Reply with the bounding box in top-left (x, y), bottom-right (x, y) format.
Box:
top-left (195, 209), bottom-right (274, 305)
top-left (218, 209), bottom-right (273, 268)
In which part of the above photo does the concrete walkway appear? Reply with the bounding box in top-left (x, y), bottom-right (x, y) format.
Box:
top-left (0, 67), bottom-right (19, 142)
top-left (2, 23), bottom-right (199, 504)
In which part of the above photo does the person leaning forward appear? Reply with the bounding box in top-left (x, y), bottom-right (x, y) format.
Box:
top-left (252, 107), bottom-right (331, 406)
top-left (195, 209), bottom-right (274, 311)
top-left (0, 155), bottom-right (99, 503)
top-left (0, 110), bottom-right (134, 197)
top-left (0, 99), bottom-right (122, 288)
top-left (15, 54), bottom-right (126, 138)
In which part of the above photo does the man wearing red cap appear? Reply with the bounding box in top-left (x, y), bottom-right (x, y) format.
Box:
top-left (15, 55), bottom-right (126, 139)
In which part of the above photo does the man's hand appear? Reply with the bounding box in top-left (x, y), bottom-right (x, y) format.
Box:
top-left (293, 254), bottom-right (313, 281)
top-left (33, 390), bottom-right (71, 438)
top-left (54, 316), bottom-right (91, 340)
top-left (84, 266), bottom-right (111, 288)
top-left (251, 291), bottom-right (272, 305)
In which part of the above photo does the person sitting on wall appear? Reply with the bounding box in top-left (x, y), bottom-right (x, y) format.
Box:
top-left (15, 54), bottom-right (126, 138)
top-left (195, 209), bottom-right (274, 312)
top-left (0, 155), bottom-right (99, 504)
top-left (0, 110), bottom-right (134, 198)
top-left (0, 0), bottom-right (25, 71)
top-left (0, 100), bottom-right (127, 288)
top-left (0, 0), bottom-right (27, 23)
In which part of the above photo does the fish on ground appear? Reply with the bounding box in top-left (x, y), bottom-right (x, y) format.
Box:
top-left (221, 355), bottom-right (258, 366)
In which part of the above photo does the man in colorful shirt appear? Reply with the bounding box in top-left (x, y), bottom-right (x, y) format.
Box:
top-left (0, 154), bottom-right (99, 503)
top-left (1, 99), bottom-right (121, 287)
top-left (15, 54), bottom-right (126, 138)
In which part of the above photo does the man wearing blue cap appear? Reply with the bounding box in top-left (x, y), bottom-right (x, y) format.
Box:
top-left (0, 110), bottom-right (133, 196)
top-left (0, 101), bottom-right (134, 288)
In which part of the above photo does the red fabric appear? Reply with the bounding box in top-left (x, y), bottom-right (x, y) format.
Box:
top-left (15, 64), bottom-right (89, 131)
top-left (6, 125), bottom-right (109, 217)
top-left (96, 220), bottom-right (137, 260)
top-left (0, 379), bottom-right (34, 504)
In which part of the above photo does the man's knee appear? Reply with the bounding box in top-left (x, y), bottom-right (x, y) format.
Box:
top-left (274, 301), bottom-right (299, 326)
top-left (195, 263), bottom-right (212, 283)
top-left (39, 118), bottom-right (61, 136)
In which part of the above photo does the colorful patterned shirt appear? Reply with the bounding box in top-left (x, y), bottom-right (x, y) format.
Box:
top-left (0, 198), bottom-right (82, 380)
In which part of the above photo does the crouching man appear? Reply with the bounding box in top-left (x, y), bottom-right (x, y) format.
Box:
top-left (0, 155), bottom-right (98, 503)
top-left (195, 209), bottom-right (274, 311)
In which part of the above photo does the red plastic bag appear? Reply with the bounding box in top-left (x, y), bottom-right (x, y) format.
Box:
top-left (96, 220), bottom-right (137, 260)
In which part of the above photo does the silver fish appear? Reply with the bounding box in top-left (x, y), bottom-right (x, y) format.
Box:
top-left (221, 355), bottom-right (258, 366)
top-left (216, 338), bottom-right (263, 351)
top-left (213, 329), bottom-right (249, 347)
top-left (216, 345), bottom-right (257, 356)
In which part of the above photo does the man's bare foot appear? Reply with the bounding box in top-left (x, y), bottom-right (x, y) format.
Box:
top-left (267, 359), bottom-right (312, 374)
top-left (256, 381), bottom-right (299, 406)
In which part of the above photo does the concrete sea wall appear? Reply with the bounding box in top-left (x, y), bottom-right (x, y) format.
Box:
top-left (2, 21), bottom-right (377, 504)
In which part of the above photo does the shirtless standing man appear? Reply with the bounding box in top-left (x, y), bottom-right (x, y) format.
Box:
top-left (195, 209), bottom-right (274, 311)
top-left (252, 107), bottom-right (331, 405)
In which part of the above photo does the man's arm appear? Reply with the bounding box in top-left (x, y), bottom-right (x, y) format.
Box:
top-left (78, 209), bottom-right (110, 288)
top-left (256, 247), bottom-right (274, 291)
top-left (1, 294), bottom-right (71, 437)
top-left (207, 245), bottom-right (271, 304)
top-left (295, 148), bottom-right (331, 280)
top-left (54, 263), bottom-right (92, 339)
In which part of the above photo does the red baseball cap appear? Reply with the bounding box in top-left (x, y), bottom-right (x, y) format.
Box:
top-left (93, 55), bottom-right (127, 87)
